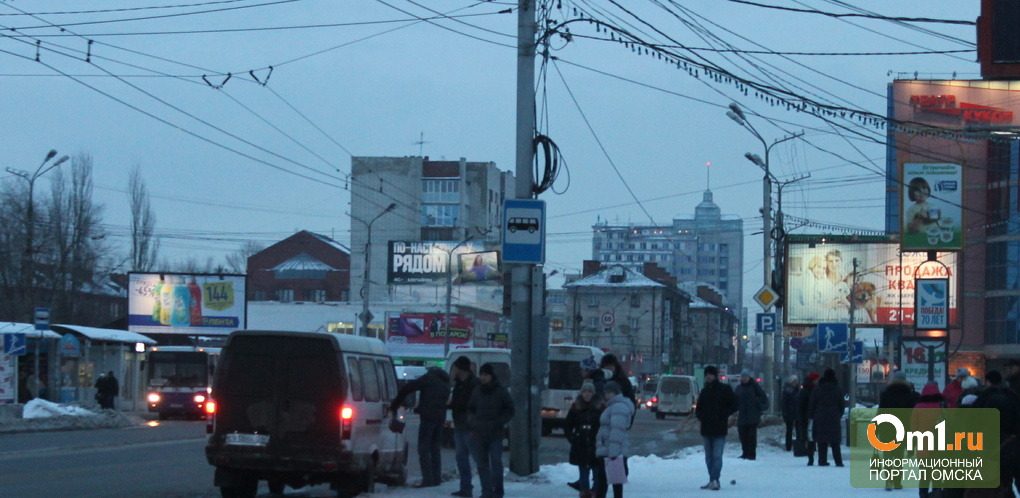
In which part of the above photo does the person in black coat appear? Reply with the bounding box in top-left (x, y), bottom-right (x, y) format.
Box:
top-left (797, 372), bottom-right (820, 465)
top-left (390, 366), bottom-right (451, 488)
top-left (782, 375), bottom-right (800, 452)
top-left (594, 354), bottom-right (637, 407)
top-left (468, 363), bottom-right (515, 498)
top-left (808, 368), bottom-right (844, 467)
top-left (878, 371), bottom-right (917, 490)
top-left (565, 380), bottom-right (605, 494)
top-left (447, 356), bottom-right (479, 497)
top-left (972, 370), bottom-right (1020, 496)
top-left (695, 365), bottom-right (739, 490)
top-left (734, 369), bottom-right (769, 460)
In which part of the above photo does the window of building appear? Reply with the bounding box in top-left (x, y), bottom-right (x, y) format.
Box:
top-left (421, 204), bottom-right (459, 226)
top-left (340, 290), bottom-right (350, 302)
top-left (550, 318), bottom-right (564, 331)
top-left (718, 268), bottom-right (728, 278)
top-left (588, 316), bottom-right (599, 328)
top-left (679, 268), bottom-right (693, 275)
top-left (630, 294), bottom-right (641, 307)
top-left (422, 179), bottom-right (460, 203)
top-left (630, 317), bottom-right (640, 329)
top-left (589, 295), bottom-right (599, 307)
top-left (640, 242), bottom-right (647, 249)
top-left (651, 243), bottom-right (658, 250)
top-left (698, 256), bottom-right (715, 264)
top-left (697, 269), bottom-right (715, 277)
top-left (304, 289), bottom-right (326, 302)
top-left (594, 242), bottom-right (601, 250)
top-left (252, 289), bottom-right (265, 301)
top-left (719, 243), bottom-right (728, 255)
top-left (718, 281), bottom-right (728, 291)
top-left (277, 289), bottom-right (294, 303)
top-left (720, 256), bottom-right (728, 266)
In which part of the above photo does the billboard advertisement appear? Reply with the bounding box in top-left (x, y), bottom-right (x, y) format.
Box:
top-left (901, 337), bottom-right (949, 391)
top-left (128, 273), bottom-right (247, 335)
top-left (785, 243), bottom-right (957, 326)
top-left (387, 241), bottom-right (502, 285)
top-left (385, 312), bottom-right (474, 358)
top-left (901, 163), bottom-right (963, 251)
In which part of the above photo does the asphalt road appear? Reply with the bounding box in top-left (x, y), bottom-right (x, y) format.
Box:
top-left (0, 408), bottom-right (705, 497)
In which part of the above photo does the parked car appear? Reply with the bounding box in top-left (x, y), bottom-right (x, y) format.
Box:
top-left (206, 330), bottom-right (408, 498)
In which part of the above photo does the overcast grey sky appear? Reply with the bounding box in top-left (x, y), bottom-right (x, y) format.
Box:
top-left (0, 1), bottom-right (980, 307)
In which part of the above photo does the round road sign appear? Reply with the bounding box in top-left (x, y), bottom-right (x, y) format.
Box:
top-left (600, 312), bottom-right (615, 327)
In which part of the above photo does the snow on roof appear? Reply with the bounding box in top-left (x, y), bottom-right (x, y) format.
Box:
top-left (0, 322), bottom-right (62, 339)
top-left (50, 324), bottom-right (156, 344)
top-left (563, 265), bottom-right (665, 288)
top-left (689, 296), bottom-right (723, 309)
top-left (310, 232), bottom-right (350, 254)
top-left (270, 252), bottom-right (337, 272)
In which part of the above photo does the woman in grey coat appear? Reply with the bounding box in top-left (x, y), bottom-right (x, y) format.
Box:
top-left (595, 381), bottom-right (634, 498)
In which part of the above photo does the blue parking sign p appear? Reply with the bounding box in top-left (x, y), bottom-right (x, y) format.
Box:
top-left (756, 313), bottom-right (776, 333)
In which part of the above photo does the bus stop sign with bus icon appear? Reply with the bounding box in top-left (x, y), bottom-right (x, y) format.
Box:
top-left (502, 199), bottom-right (545, 264)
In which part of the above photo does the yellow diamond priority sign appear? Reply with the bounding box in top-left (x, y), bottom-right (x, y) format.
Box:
top-left (753, 285), bottom-right (779, 311)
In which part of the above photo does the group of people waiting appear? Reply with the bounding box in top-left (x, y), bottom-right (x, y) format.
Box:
top-left (875, 363), bottom-right (1020, 497)
top-left (389, 357), bottom-right (514, 498)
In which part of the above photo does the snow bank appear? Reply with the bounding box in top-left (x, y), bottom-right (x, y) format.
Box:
top-left (23, 399), bottom-right (96, 418)
top-left (372, 434), bottom-right (872, 497)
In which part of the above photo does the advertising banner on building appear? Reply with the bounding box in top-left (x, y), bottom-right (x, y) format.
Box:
top-left (900, 337), bottom-right (949, 391)
top-left (785, 243), bottom-right (957, 326)
top-left (128, 273), bottom-right (247, 335)
top-left (387, 241), bottom-right (502, 285)
top-left (0, 354), bottom-right (14, 403)
top-left (901, 163), bottom-right (963, 251)
top-left (385, 312), bottom-right (474, 358)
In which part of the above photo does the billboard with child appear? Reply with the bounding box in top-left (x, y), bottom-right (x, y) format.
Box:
top-left (900, 163), bottom-right (963, 251)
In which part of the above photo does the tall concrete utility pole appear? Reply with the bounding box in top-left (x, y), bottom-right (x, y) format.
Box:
top-left (509, 0), bottom-right (545, 477)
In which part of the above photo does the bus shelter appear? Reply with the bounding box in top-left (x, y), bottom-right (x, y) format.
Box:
top-left (49, 325), bottom-right (156, 411)
top-left (0, 322), bottom-right (62, 404)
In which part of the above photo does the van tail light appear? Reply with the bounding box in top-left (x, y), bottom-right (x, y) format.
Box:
top-left (205, 400), bottom-right (216, 434)
top-left (651, 397), bottom-right (658, 403)
top-left (340, 405), bottom-right (353, 440)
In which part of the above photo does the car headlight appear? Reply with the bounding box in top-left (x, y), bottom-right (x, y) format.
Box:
top-left (194, 395), bottom-right (206, 403)
top-left (147, 393), bottom-right (161, 403)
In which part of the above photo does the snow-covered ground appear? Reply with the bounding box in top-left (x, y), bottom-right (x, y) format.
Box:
top-left (369, 438), bottom-right (885, 497)
top-left (0, 400), bottom-right (140, 434)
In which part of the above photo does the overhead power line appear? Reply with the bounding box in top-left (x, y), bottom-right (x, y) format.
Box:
top-left (725, 0), bottom-right (976, 25)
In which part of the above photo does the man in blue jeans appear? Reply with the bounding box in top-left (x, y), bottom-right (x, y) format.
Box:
top-left (694, 365), bottom-right (739, 490)
top-left (448, 356), bottom-right (480, 497)
top-left (468, 363), bottom-right (514, 498)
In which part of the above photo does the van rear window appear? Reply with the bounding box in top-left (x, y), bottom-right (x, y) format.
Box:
top-left (360, 358), bottom-right (380, 402)
top-left (219, 353), bottom-right (273, 396)
top-left (661, 378), bottom-right (691, 395)
top-left (548, 360), bottom-right (584, 391)
top-left (347, 358), bottom-right (363, 401)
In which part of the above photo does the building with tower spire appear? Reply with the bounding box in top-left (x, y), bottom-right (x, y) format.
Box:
top-left (591, 190), bottom-right (744, 311)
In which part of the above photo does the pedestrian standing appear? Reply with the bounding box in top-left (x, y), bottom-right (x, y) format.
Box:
top-left (972, 370), bottom-right (1020, 496)
top-left (878, 370), bottom-right (917, 489)
top-left (95, 371), bottom-right (118, 409)
top-left (942, 367), bottom-right (970, 409)
top-left (390, 366), bottom-right (451, 489)
top-left (808, 369), bottom-right (844, 467)
top-left (468, 363), bottom-right (514, 498)
top-left (734, 369), bottom-right (769, 460)
top-left (566, 380), bottom-right (604, 494)
top-left (797, 372), bottom-right (820, 465)
top-left (695, 365), bottom-right (739, 491)
top-left (592, 354), bottom-right (637, 408)
top-left (448, 356), bottom-right (479, 497)
top-left (911, 382), bottom-right (945, 498)
top-left (782, 375), bottom-right (799, 452)
top-left (1005, 359), bottom-right (1020, 397)
top-left (595, 380), bottom-right (634, 498)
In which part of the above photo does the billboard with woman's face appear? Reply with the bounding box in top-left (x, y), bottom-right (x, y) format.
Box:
top-left (901, 163), bottom-right (963, 251)
top-left (785, 242), bottom-right (957, 326)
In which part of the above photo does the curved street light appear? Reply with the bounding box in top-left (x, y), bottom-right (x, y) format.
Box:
top-left (351, 203), bottom-right (396, 337)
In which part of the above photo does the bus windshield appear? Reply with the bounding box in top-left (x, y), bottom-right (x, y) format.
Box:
top-left (148, 351), bottom-right (210, 388)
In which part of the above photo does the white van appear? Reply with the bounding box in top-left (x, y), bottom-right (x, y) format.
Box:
top-left (653, 375), bottom-right (699, 419)
top-left (542, 344), bottom-right (604, 436)
top-left (442, 348), bottom-right (512, 447)
top-left (206, 330), bottom-right (409, 498)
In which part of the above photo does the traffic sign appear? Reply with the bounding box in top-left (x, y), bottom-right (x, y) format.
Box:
top-left (34, 307), bottom-right (50, 331)
top-left (600, 312), bottom-right (615, 327)
top-left (841, 341), bottom-right (864, 364)
top-left (816, 322), bottom-right (849, 353)
top-left (755, 313), bottom-right (776, 333)
top-left (753, 285), bottom-right (779, 311)
top-left (502, 199), bottom-right (545, 263)
top-left (3, 334), bottom-right (26, 356)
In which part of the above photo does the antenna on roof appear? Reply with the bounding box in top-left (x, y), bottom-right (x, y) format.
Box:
top-left (706, 161), bottom-right (711, 190)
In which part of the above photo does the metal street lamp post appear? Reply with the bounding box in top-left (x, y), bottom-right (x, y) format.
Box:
top-left (441, 236), bottom-right (473, 358)
top-left (727, 103), bottom-right (802, 409)
top-left (352, 203), bottom-right (396, 337)
top-left (7, 150), bottom-right (69, 391)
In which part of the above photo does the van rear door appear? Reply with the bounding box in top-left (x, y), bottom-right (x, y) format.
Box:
top-left (215, 335), bottom-right (343, 460)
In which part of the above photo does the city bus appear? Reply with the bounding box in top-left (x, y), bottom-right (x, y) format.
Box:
top-left (145, 346), bottom-right (219, 420)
